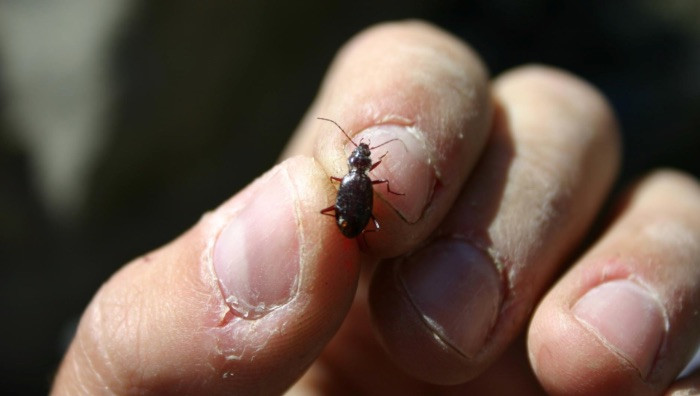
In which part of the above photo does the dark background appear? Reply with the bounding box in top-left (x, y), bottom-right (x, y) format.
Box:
top-left (1, 1), bottom-right (698, 393)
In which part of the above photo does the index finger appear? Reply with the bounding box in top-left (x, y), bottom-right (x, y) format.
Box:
top-left (282, 21), bottom-right (493, 257)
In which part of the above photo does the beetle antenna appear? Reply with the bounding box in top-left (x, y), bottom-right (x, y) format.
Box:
top-left (317, 117), bottom-right (358, 147)
top-left (370, 138), bottom-right (399, 150)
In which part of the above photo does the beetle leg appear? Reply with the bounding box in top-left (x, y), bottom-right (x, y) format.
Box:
top-left (370, 215), bottom-right (381, 232)
top-left (358, 215), bottom-right (380, 249)
top-left (359, 215), bottom-right (379, 249)
top-left (361, 215), bottom-right (381, 234)
top-left (371, 179), bottom-right (405, 195)
top-left (369, 151), bottom-right (389, 172)
top-left (320, 205), bottom-right (336, 216)
top-left (330, 176), bottom-right (343, 183)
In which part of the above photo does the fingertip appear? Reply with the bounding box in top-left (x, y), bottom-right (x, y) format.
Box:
top-left (200, 155), bottom-right (363, 390)
top-left (309, 20), bottom-right (493, 256)
top-left (528, 297), bottom-right (648, 395)
top-left (496, 64), bottom-right (613, 109)
top-left (494, 64), bottom-right (621, 165)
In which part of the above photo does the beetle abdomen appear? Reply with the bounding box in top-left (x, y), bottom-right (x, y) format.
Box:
top-left (335, 172), bottom-right (373, 238)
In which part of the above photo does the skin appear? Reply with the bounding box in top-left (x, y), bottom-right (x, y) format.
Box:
top-left (52, 21), bottom-right (700, 395)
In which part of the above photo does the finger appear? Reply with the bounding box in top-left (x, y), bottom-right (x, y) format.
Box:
top-left (370, 66), bottom-right (621, 384)
top-left (283, 21), bottom-right (492, 257)
top-left (52, 156), bottom-right (360, 395)
top-left (529, 171), bottom-right (700, 395)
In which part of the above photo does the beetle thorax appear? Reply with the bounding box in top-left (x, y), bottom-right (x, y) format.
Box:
top-left (347, 143), bottom-right (372, 172)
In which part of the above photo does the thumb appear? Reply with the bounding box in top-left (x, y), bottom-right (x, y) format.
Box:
top-left (52, 156), bottom-right (360, 395)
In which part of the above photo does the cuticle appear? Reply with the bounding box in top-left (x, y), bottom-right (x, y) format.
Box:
top-left (377, 129), bottom-right (440, 225)
top-left (443, 234), bottom-right (513, 347)
top-left (280, 165), bottom-right (304, 302)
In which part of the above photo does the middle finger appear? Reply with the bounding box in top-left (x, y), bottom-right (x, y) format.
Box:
top-left (371, 65), bottom-right (621, 384)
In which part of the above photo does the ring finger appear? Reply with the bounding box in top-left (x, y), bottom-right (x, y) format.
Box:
top-left (529, 171), bottom-right (700, 394)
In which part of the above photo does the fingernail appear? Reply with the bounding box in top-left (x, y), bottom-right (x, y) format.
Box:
top-left (351, 125), bottom-right (434, 222)
top-left (213, 168), bottom-right (301, 319)
top-left (398, 239), bottom-right (503, 357)
top-left (572, 279), bottom-right (666, 378)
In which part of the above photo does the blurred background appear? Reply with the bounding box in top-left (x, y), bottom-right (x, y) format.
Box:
top-left (1, 0), bottom-right (698, 393)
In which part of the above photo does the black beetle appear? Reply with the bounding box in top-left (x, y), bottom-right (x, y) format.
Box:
top-left (318, 117), bottom-right (404, 238)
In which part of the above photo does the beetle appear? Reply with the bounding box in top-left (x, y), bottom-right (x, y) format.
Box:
top-left (318, 117), bottom-right (404, 238)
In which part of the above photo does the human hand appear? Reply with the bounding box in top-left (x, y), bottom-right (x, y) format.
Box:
top-left (52, 21), bottom-right (700, 395)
